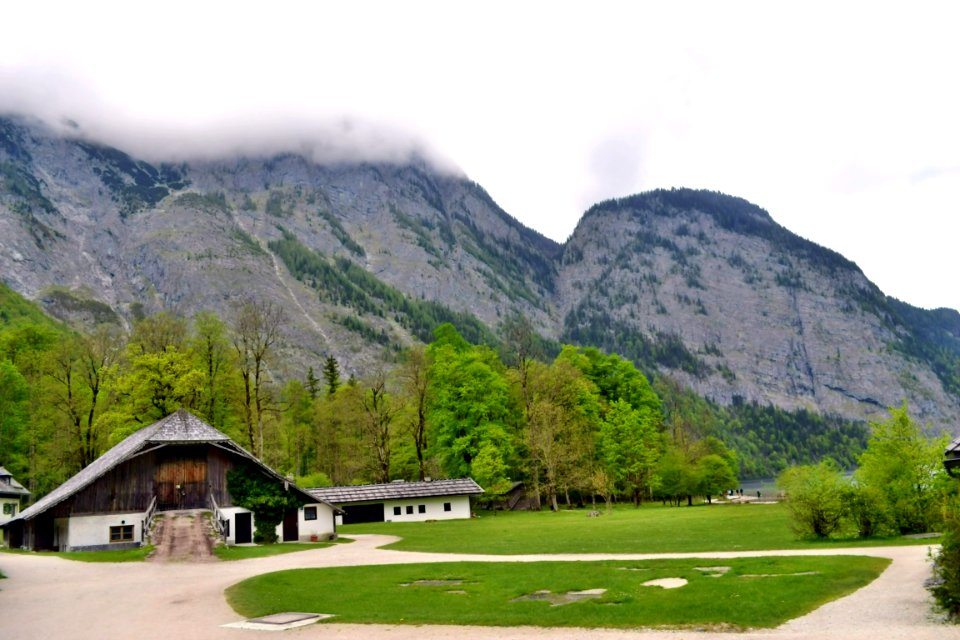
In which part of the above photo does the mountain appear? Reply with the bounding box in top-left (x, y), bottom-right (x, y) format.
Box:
top-left (2, 114), bottom-right (959, 430)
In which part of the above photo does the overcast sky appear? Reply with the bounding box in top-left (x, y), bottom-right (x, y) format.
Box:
top-left (3, 2), bottom-right (959, 311)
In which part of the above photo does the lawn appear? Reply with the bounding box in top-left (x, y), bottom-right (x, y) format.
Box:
top-left (343, 502), bottom-right (937, 554)
top-left (0, 545), bottom-right (156, 562)
top-left (226, 555), bottom-right (890, 630)
top-left (213, 539), bottom-right (350, 561)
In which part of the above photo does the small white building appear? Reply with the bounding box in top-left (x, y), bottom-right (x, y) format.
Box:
top-left (0, 467), bottom-right (30, 547)
top-left (309, 478), bottom-right (483, 525)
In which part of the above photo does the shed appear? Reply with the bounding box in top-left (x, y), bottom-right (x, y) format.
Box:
top-left (309, 478), bottom-right (483, 525)
top-left (946, 435), bottom-right (960, 477)
top-left (1, 410), bottom-right (337, 550)
top-left (0, 467), bottom-right (30, 547)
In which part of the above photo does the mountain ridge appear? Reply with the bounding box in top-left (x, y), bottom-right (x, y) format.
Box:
top-left (2, 113), bottom-right (958, 430)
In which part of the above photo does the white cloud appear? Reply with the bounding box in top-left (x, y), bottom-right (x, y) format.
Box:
top-left (2, 0), bottom-right (960, 309)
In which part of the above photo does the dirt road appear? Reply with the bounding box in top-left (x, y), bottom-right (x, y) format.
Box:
top-left (0, 535), bottom-right (956, 640)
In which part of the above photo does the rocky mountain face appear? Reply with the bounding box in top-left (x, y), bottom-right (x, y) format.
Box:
top-left (2, 114), bottom-right (959, 430)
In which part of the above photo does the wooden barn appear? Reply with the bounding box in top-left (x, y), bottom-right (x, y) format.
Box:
top-left (1, 410), bottom-right (337, 551)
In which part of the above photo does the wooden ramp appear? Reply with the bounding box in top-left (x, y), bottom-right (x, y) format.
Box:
top-left (147, 510), bottom-right (217, 563)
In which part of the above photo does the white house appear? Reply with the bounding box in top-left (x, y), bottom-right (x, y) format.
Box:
top-left (0, 467), bottom-right (29, 547)
top-left (2, 410), bottom-right (337, 550)
top-left (309, 478), bottom-right (483, 525)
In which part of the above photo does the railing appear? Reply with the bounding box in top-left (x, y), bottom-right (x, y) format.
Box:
top-left (208, 491), bottom-right (229, 542)
top-left (141, 495), bottom-right (158, 543)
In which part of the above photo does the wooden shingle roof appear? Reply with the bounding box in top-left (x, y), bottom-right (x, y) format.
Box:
top-left (0, 466), bottom-right (30, 498)
top-left (308, 478), bottom-right (483, 504)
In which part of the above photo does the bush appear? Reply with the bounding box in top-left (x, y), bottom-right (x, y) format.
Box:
top-left (845, 484), bottom-right (893, 538)
top-left (930, 497), bottom-right (960, 620)
top-left (227, 465), bottom-right (301, 544)
top-left (777, 460), bottom-right (848, 538)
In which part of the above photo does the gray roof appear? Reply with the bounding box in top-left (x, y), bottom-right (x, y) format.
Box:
top-left (947, 436), bottom-right (960, 455)
top-left (9, 409), bottom-right (331, 524)
top-left (0, 466), bottom-right (30, 497)
top-left (308, 478), bottom-right (483, 504)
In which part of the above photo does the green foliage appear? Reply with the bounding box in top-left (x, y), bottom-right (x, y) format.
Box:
top-left (317, 209), bottom-right (365, 257)
top-left (0, 359), bottom-right (30, 476)
top-left (717, 400), bottom-right (867, 478)
top-left (226, 464), bottom-right (301, 544)
top-left (777, 460), bottom-right (848, 538)
top-left (930, 496), bottom-right (960, 620)
top-left (562, 306), bottom-right (711, 379)
top-left (427, 325), bottom-right (516, 488)
top-left (74, 141), bottom-right (187, 216)
top-left (855, 404), bottom-right (949, 534)
top-left (41, 288), bottom-right (121, 325)
top-left (269, 230), bottom-right (494, 345)
top-left (173, 191), bottom-right (230, 213)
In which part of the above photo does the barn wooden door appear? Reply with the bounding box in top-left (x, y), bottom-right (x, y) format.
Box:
top-left (156, 449), bottom-right (208, 510)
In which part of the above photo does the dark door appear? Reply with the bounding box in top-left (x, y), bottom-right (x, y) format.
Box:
top-left (235, 512), bottom-right (252, 544)
top-left (282, 509), bottom-right (299, 542)
top-left (342, 502), bottom-right (385, 524)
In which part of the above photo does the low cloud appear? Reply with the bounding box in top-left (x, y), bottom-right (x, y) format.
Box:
top-left (0, 71), bottom-right (460, 175)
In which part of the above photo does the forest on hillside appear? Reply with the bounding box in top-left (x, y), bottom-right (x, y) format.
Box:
top-left (0, 282), bottom-right (868, 507)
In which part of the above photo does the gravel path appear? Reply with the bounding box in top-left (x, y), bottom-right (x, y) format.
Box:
top-left (0, 535), bottom-right (956, 640)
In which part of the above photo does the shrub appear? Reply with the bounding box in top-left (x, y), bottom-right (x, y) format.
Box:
top-left (227, 465), bottom-right (301, 544)
top-left (845, 484), bottom-right (893, 538)
top-left (930, 497), bottom-right (960, 620)
top-left (777, 460), bottom-right (848, 538)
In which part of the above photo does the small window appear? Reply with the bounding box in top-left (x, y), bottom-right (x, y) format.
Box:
top-left (393, 506), bottom-right (402, 516)
top-left (304, 506), bottom-right (317, 521)
top-left (443, 502), bottom-right (452, 512)
top-left (2, 503), bottom-right (15, 516)
top-left (109, 525), bottom-right (134, 543)
top-left (405, 505), bottom-right (414, 515)
top-left (418, 504), bottom-right (426, 514)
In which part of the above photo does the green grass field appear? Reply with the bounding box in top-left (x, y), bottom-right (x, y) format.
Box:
top-left (214, 540), bottom-right (349, 561)
top-left (226, 556), bottom-right (890, 630)
top-left (0, 545), bottom-right (156, 562)
top-left (342, 502), bottom-right (934, 554)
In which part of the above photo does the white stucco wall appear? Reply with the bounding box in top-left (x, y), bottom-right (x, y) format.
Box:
top-left (383, 495), bottom-right (471, 522)
top-left (218, 506), bottom-right (253, 545)
top-left (62, 512), bottom-right (146, 550)
top-left (274, 502), bottom-right (337, 542)
top-left (0, 497), bottom-right (18, 546)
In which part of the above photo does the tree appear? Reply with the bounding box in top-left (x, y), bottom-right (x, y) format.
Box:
top-left (598, 398), bottom-right (662, 505)
top-left (45, 326), bottom-right (121, 469)
top-left (361, 370), bottom-right (400, 484)
top-left (694, 454), bottom-right (738, 504)
top-left (525, 359), bottom-right (599, 511)
top-left (314, 382), bottom-right (366, 485)
top-left (855, 403), bottom-right (949, 534)
top-left (305, 366), bottom-right (321, 400)
top-left (322, 355), bottom-right (341, 396)
top-left (777, 459), bottom-right (848, 538)
top-left (427, 325), bottom-right (515, 493)
top-left (279, 379), bottom-right (314, 478)
top-left (191, 311), bottom-right (235, 431)
top-left (0, 359), bottom-right (29, 476)
top-left (231, 299), bottom-right (285, 459)
top-left (397, 345), bottom-right (431, 480)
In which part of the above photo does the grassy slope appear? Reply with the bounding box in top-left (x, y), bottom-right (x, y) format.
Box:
top-left (226, 556), bottom-right (890, 630)
top-left (343, 503), bottom-right (935, 554)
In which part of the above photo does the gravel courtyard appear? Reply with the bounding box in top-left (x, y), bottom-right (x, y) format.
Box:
top-left (0, 535), bottom-right (956, 640)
